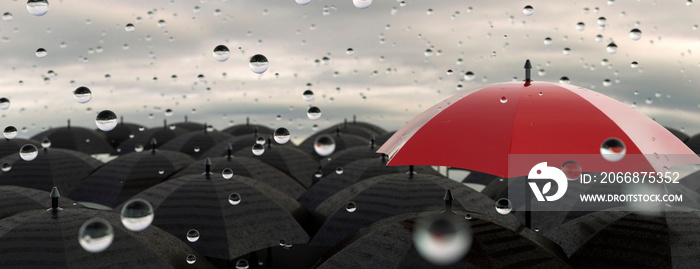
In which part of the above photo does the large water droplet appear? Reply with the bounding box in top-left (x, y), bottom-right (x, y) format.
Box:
top-left (228, 192), bottom-right (241, 205)
top-left (600, 138), bottom-right (626, 162)
top-left (73, 86), bottom-right (92, 103)
top-left (35, 48), bottom-right (47, 58)
top-left (522, 5), bottom-right (534, 16)
top-left (302, 90), bottom-right (314, 102)
top-left (464, 71), bottom-right (475, 81)
top-left (307, 106), bottom-right (322, 120)
top-left (606, 42), bottom-right (618, 54)
top-left (561, 161), bottom-right (582, 181)
top-left (213, 45), bottom-right (230, 62)
top-left (345, 201), bottom-right (357, 212)
top-left (314, 135), bottom-right (335, 156)
top-left (273, 127), bottom-right (290, 144)
top-left (0, 98), bottom-right (10, 110)
top-left (3, 126), bottom-right (17, 139)
top-left (19, 144), bottom-right (38, 161)
top-left (222, 168), bottom-right (234, 179)
top-left (186, 254), bottom-right (196, 265)
top-left (629, 28), bottom-right (642, 41)
top-left (120, 198), bottom-right (154, 232)
top-left (413, 215), bottom-right (472, 266)
top-left (559, 76), bottom-right (570, 84)
top-left (251, 143), bottom-right (265, 156)
top-left (95, 110), bottom-right (118, 131)
top-left (495, 198), bottom-right (512, 214)
top-left (249, 54), bottom-right (269, 74)
top-left (26, 0), bottom-right (49, 16)
top-left (353, 0), bottom-right (372, 9)
top-left (186, 229), bottom-right (200, 242)
top-left (78, 217), bottom-right (114, 253)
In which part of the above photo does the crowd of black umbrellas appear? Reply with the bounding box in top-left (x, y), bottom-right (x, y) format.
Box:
top-left (1, 118), bottom-right (699, 268)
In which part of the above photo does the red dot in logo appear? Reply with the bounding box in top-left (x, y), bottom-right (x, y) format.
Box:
top-left (536, 169), bottom-right (541, 174)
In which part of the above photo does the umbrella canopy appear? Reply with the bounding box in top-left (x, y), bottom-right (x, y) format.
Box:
top-left (68, 149), bottom-right (195, 208)
top-left (687, 134), bottom-right (700, 154)
top-left (0, 186), bottom-right (77, 219)
top-left (101, 117), bottom-right (146, 148)
top-left (299, 132), bottom-right (371, 160)
top-left (199, 135), bottom-right (294, 161)
top-left (378, 81), bottom-right (700, 178)
top-left (319, 145), bottom-right (383, 174)
top-left (31, 124), bottom-right (113, 155)
top-left (313, 120), bottom-right (386, 140)
top-left (220, 119), bottom-right (275, 137)
top-left (315, 210), bottom-right (570, 268)
top-left (310, 173), bottom-right (516, 246)
top-left (234, 144), bottom-right (318, 188)
top-left (171, 156), bottom-right (306, 199)
top-left (0, 148), bottom-right (103, 195)
top-left (115, 120), bottom-right (189, 155)
top-left (299, 158), bottom-right (440, 211)
top-left (548, 206), bottom-right (700, 268)
top-left (0, 207), bottom-right (214, 268)
top-left (120, 172), bottom-right (310, 267)
top-left (160, 130), bottom-right (233, 159)
top-left (0, 138), bottom-right (41, 159)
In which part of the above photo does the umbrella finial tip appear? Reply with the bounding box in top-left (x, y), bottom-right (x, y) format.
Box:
top-left (524, 59), bottom-right (532, 68)
top-left (524, 59), bottom-right (532, 82)
top-left (50, 187), bottom-right (60, 198)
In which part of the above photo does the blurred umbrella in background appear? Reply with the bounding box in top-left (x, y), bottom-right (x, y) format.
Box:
top-left (235, 143), bottom-right (318, 188)
top-left (31, 120), bottom-right (113, 155)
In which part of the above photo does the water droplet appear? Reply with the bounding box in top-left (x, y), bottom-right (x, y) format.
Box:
top-left (413, 215), bottom-right (472, 265)
top-left (157, 19), bottom-right (166, 28)
top-left (134, 144), bottom-right (144, 152)
top-left (606, 42), bottom-right (618, 54)
top-left (307, 106), bottom-right (322, 120)
top-left (186, 254), bottom-right (196, 265)
top-left (495, 198), bottom-right (512, 214)
top-left (296, 0), bottom-right (311, 5)
top-left (73, 86), bottom-right (92, 103)
top-left (41, 137), bottom-right (51, 148)
top-left (313, 135), bottom-right (335, 156)
top-left (164, 108), bottom-right (174, 117)
top-left (345, 201), bottom-right (357, 212)
top-left (19, 144), bottom-right (38, 161)
top-left (629, 28), bottom-right (642, 41)
top-left (249, 54), bottom-right (269, 74)
top-left (26, 0), bottom-right (49, 16)
top-left (0, 98), bottom-right (10, 110)
top-left (222, 168), bottom-right (234, 179)
top-left (597, 17), bottom-right (607, 26)
top-left (2, 12), bottom-right (13, 22)
top-left (125, 23), bottom-right (135, 32)
top-left (465, 214), bottom-right (471, 220)
top-left (603, 79), bottom-right (612, 87)
top-left (3, 126), bottom-right (17, 139)
top-left (213, 45), bottom-right (230, 62)
top-left (273, 127), bottom-right (290, 144)
top-left (576, 22), bottom-right (585, 31)
top-left (600, 138), bottom-right (626, 162)
top-left (335, 167), bottom-right (344, 175)
top-left (630, 61), bottom-right (639, 68)
top-left (35, 48), bottom-right (47, 58)
top-left (500, 96), bottom-right (508, 103)
top-left (193, 146), bottom-right (200, 153)
top-left (559, 76), bottom-right (570, 84)
top-left (251, 143), bottom-right (265, 156)
top-left (522, 5), bottom-right (534, 16)
top-left (186, 229), bottom-right (200, 242)
top-left (464, 71), bottom-right (475, 81)
top-left (1, 162), bottom-right (11, 172)
top-left (228, 192), bottom-right (241, 205)
top-left (543, 37), bottom-right (552, 46)
top-left (120, 198), bottom-right (154, 232)
top-left (561, 161), bottom-right (582, 181)
top-left (353, 0), bottom-right (372, 9)
top-left (78, 217), bottom-right (114, 253)
top-left (158, 169), bottom-right (165, 175)
top-left (95, 110), bottom-right (118, 131)
top-left (302, 90), bottom-right (314, 102)
top-left (235, 259), bottom-right (249, 269)
top-left (562, 47), bottom-right (572, 55)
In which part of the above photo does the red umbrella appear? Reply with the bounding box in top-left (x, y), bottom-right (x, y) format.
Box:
top-left (378, 64), bottom-right (699, 178)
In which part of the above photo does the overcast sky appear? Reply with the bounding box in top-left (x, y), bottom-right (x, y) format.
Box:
top-left (1, 0), bottom-right (699, 143)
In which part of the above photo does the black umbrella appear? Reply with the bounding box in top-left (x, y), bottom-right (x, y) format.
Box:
top-left (115, 120), bottom-right (189, 155)
top-left (0, 138), bottom-right (40, 158)
top-left (171, 156), bottom-right (307, 199)
top-left (687, 133), bottom-right (700, 154)
top-left (0, 148), bottom-right (103, 195)
top-left (314, 119), bottom-right (386, 140)
top-left (309, 173), bottom-right (517, 247)
top-left (119, 168), bottom-right (310, 268)
top-left (299, 158), bottom-right (440, 211)
top-left (199, 135), bottom-right (294, 161)
top-left (160, 129), bottom-right (233, 159)
top-left (0, 206), bottom-right (215, 268)
top-left (0, 186), bottom-right (77, 219)
top-left (298, 131), bottom-right (371, 160)
top-left (69, 146), bottom-right (195, 208)
top-left (234, 143), bottom-right (318, 188)
top-left (315, 210), bottom-right (570, 268)
top-left (102, 117), bottom-right (146, 148)
top-left (548, 206), bottom-right (700, 268)
top-left (318, 144), bottom-right (382, 174)
top-left (221, 118), bottom-right (274, 137)
top-left (30, 121), bottom-right (113, 155)
top-left (171, 116), bottom-right (213, 132)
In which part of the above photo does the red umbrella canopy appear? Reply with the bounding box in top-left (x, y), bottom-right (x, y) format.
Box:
top-left (378, 81), bottom-right (700, 178)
